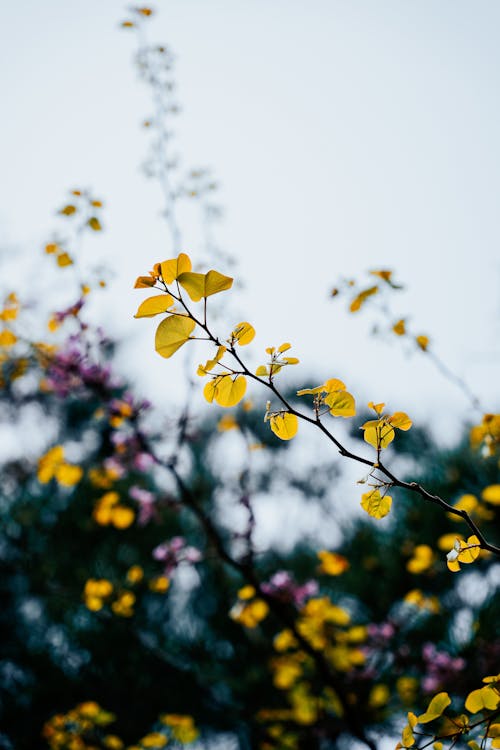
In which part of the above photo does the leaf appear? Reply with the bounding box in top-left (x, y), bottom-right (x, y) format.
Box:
top-left (0, 330), bottom-right (17, 347)
top-left (325, 390), bottom-right (356, 417)
top-left (323, 378), bottom-right (346, 392)
top-left (401, 723), bottom-right (415, 747)
top-left (482, 484), bottom-right (500, 505)
top-left (361, 419), bottom-right (395, 449)
top-left (255, 365), bottom-right (268, 377)
top-left (416, 335), bottom-right (429, 351)
top-left (317, 551), bottom-right (349, 576)
top-left (388, 412), bottom-right (412, 430)
top-left (60, 204), bottom-right (77, 216)
top-left (134, 295), bottom-right (175, 318)
top-left (214, 375), bottom-right (247, 408)
top-left (417, 692), bottom-right (451, 723)
top-left (56, 252), bottom-right (73, 267)
top-left (278, 342), bottom-right (291, 353)
top-left (270, 413), bottom-right (298, 441)
top-left (360, 490), bottom-right (392, 519)
top-left (350, 285), bottom-right (378, 312)
top-left (457, 535), bottom-right (480, 564)
top-left (155, 315), bottom-right (196, 358)
top-left (134, 276), bottom-right (156, 288)
top-left (232, 321), bottom-right (255, 346)
top-left (297, 385), bottom-right (325, 396)
top-left (178, 269), bottom-right (233, 301)
top-left (55, 464), bottom-right (83, 487)
top-left (160, 253), bottom-right (192, 284)
top-left (88, 217), bottom-right (102, 231)
top-left (465, 686), bottom-right (500, 713)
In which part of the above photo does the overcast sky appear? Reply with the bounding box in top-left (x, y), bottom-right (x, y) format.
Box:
top-left (2, 0), bottom-right (500, 441)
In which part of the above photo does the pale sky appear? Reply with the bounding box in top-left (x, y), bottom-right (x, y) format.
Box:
top-left (2, 0), bottom-right (500, 440)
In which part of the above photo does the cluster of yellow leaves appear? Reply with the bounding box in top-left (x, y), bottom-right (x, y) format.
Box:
top-left (83, 577), bottom-right (137, 618)
top-left (445, 534), bottom-right (481, 572)
top-left (297, 377), bottom-right (356, 418)
top-left (470, 413), bottom-right (500, 456)
top-left (403, 589), bottom-right (440, 614)
top-left (83, 578), bottom-right (114, 612)
top-left (259, 603), bottom-right (368, 740)
top-left (134, 254), bottom-right (236, 374)
top-left (43, 701), bottom-right (117, 750)
top-left (37, 445), bottom-right (83, 487)
top-left (45, 242), bottom-right (73, 268)
top-left (229, 585), bottom-right (269, 628)
top-left (0, 292), bottom-right (19, 348)
top-left (397, 674), bottom-right (500, 749)
top-left (93, 492), bottom-right (135, 529)
top-left (361, 402), bottom-right (412, 450)
top-left (159, 714), bottom-right (199, 743)
top-left (255, 342), bottom-right (299, 379)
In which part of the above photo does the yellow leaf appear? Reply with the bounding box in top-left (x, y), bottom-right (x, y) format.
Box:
top-left (350, 285), bottom-right (378, 312)
top-left (229, 321), bottom-right (255, 346)
top-left (198, 345), bottom-right (227, 375)
top-left (296, 385), bottom-right (324, 396)
top-left (388, 412), bottom-right (413, 431)
top-left (134, 295), bottom-right (175, 318)
top-left (323, 378), bottom-right (346, 392)
top-left (457, 535), bottom-right (480, 564)
top-left (56, 252), bottom-right (73, 267)
top-left (134, 276), bottom-right (156, 288)
top-left (317, 551), bottom-right (350, 576)
top-left (393, 319), bottom-right (406, 336)
top-left (88, 217), bottom-right (102, 231)
top-left (360, 490), bottom-right (392, 519)
top-left (361, 419), bottom-right (395, 449)
top-left (465, 686), bottom-right (500, 713)
top-left (111, 506), bottom-right (135, 529)
top-left (203, 377), bottom-right (221, 403)
top-left (482, 484), bottom-right (500, 505)
top-left (401, 723), bottom-right (415, 747)
top-left (270, 413), bottom-right (298, 441)
top-left (155, 315), bottom-right (196, 358)
top-left (438, 533), bottom-right (463, 551)
top-left (0, 330), bottom-right (17, 347)
top-left (278, 342), bottom-right (291, 353)
top-left (60, 204), bottom-right (77, 216)
top-left (416, 335), bottom-right (429, 351)
top-left (447, 559), bottom-right (461, 572)
top-left (447, 494), bottom-right (478, 521)
top-left (255, 365), bottom-right (268, 377)
top-left (178, 269), bottom-right (233, 301)
top-left (325, 390), bottom-right (356, 418)
top-left (282, 356), bottom-right (299, 365)
top-left (214, 375), bottom-right (247, 408)
top-left (417, 692), bottom-right (451, 723)
top-left (55, 463), bottom-right (83, 487)
top-left (160, 253), bottom-right (192, 284)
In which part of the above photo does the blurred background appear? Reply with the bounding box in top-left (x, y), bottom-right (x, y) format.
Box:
top-left (1, 2), bottom-right (499, 749)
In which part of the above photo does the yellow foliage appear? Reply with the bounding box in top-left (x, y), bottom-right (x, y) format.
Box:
top-left (360, 490), bottom-right (392, 519)
top-left (231, 321), bottom-right (255, 346)
top-left (317, 550), bottom-right (350, 576)
top-left (155, 315), bottom-right (196, 358)
top-left (417, 692), bottom-right (451, 723)
top-left (269, 412), bottom-right (298, 441)
top-left (465, 685), bottom-right (500, 713)
top-left (204, 374), bottom-right (247, 407)
top-left (178, 269), bottom-right (233, 301)
top-left (406, 545), bottom-right (435, 574)
top-left (134, 295), bottom-right (175, 318)
top-left (160, 252), bottom-right (192, 284)
top-left (482, 484), bottom-right (500, 505)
